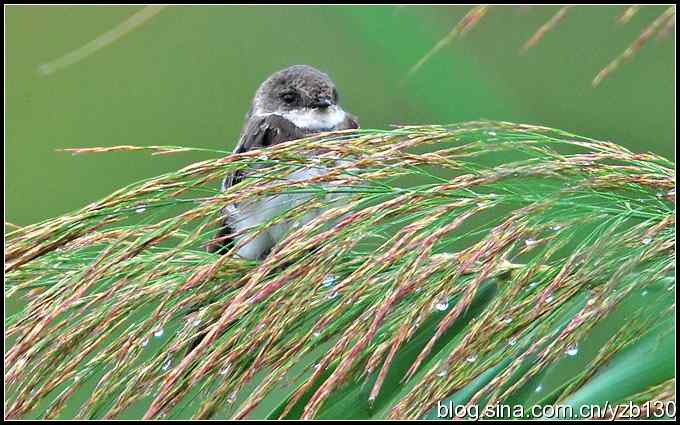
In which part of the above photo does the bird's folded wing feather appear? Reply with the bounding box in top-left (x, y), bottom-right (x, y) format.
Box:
top-left (207, 114), bottom-right (308, 253)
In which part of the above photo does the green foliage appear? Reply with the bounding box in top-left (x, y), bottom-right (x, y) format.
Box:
top-left (4, 122), bottom-right (675, 419)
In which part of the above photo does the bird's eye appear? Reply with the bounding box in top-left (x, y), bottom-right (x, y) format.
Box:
top-left (281, 92), bottom-right (297, 104)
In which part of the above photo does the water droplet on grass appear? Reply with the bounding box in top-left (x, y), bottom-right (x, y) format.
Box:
top-left (219, 363), bottom-right (231, 375)
top-left (322, 274), bottom-right (337, 288)
top-left (565, 344), bottom-right (579, 357)
top-left (435, 298), bottom-right (449, 311)
top-left (154, 328), bottom-right (164, 338)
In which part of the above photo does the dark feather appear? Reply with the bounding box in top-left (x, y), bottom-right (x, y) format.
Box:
top-left (206, 114), bottom-right (310, 254)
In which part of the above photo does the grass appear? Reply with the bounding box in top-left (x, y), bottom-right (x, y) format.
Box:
top-left (4, 121), bottom-right (675, 419)
top-left (407, 5), bottom-right (676, 87)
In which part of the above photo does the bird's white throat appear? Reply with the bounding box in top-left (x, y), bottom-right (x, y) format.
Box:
top-left (257, 106), bottom-right (347, 131)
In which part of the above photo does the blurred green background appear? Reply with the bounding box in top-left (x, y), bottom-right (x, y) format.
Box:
top-left (4, 6), bottom-right (676, 419)
top-left (5, 5), bottom-right (674, 228)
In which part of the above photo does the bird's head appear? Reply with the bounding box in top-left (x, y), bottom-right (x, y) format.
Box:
top-left (252, 65), bottom-right (340, 115)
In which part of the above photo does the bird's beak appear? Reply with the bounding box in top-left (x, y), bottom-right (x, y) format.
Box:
top-left (314, 97), bottom-right (333, 109)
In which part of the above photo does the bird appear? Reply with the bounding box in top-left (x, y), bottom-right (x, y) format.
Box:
top-left (206, 65), bottom-right (359, 260)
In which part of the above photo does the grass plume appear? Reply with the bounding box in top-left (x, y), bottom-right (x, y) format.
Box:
top-left (4, 121), bottom-right (675, 419)
top-left (406, 5), bottom-right (674, 87)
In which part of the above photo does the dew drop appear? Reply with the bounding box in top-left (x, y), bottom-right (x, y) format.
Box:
top-left (466, 355), bottom-right (477, 363)
top-left (641, 290), bottom-right (648, 296)
top-left (544, 293), bottom-right (554, 304)
top-left (257, 155), bottom-right (269, 161)
top-left (415, 287), bottom-right (422, 293)
top-left (535, 384), bottom-right (543, 393)
top-left (227, 391), bottom-right (237, 404)
top-left (436, 369), bottom-right (447, 377)
top-left (154, 328), bottom-right (164, 338)
top-left (525, 238), bottom-right (538, 247)
top-left (313, 363), bottom-right (321, 370)
top-left (136, 205), bottom-right (147, 214)
top-left (488, 131), bottom-right (497, 137)
top-left (500, 316), bottom-right (513, 325)
top-left (312, 331), bottom-right (321, 338)
top-left (508, 338), bottom-right (517, 347)
top-left (565, 344), bottom-right (579, 357)
top-left (162, 358), bottom-right (172, 371)
top-left (327, 290), bottom-right (339, 300)
top-left (322, 274), bottom-right (337, 288)
top-left (219, 363), bottom-right (231, 375)
top-left (141, 337), bottom-right (149, 347)
top-left (551, 225), bottom-right (562, 231)
top-left (641, 237), bottom-right (652, 245)
top-left (192, 319), bottom-right (201, 327)
top-left (529, 281), bottom-right (539, 289)
top-left (435, 298), bottom-right (449, 311)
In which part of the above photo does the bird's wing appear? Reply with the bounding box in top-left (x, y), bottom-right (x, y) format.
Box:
top-left (207, 114), bottom-right (306, 254)
top-left (221, 114), bottom-right (305, 190)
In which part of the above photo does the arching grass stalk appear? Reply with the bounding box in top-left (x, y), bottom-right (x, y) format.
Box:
top-left (4, 121), bottom-right (675, 419)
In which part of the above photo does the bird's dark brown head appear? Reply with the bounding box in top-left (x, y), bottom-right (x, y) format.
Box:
top-left (252, 65), bottom-right (339, 114)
